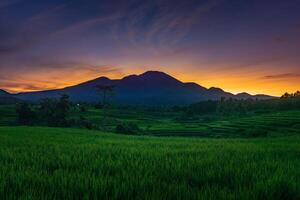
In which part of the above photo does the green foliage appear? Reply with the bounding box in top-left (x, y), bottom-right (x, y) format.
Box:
top-left (38, 98), bottom-right (58, 126)
top-left (187, 91), bottom-right (300, 116)
top-left (3, 102), bottom-right (300, 137)
top-left (244, 128), bottom-right (268, 138)
top-left (78, 116), bottom-right (93, 129)
top-left (281, 91), bottom-right (300, 98)
top-left (15, 103), bottom-right (36, 125)
top-left (0, 127), bottom-right (299, 199)
top-left (95, 84), bottom-right (115, 107)
top-left (0, 105), bottom-right (17, 126)
top-left (56, 94), bottom-right (70, 121)
top-left (38, 94), bottom-right (71, 127)
top-left (78, 104), bottom-right (87, 112)
top-left (115, 122), bottom-right (141, 135)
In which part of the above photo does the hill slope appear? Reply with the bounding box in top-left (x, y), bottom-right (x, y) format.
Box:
top-left (0, 89), bottom-right (9, 96)
top-left (0, 89), bottom-right (21, 104)
top-left (12, 71), bottom-right (273, 105)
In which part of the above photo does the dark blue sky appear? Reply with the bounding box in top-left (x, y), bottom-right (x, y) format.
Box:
top-left (1, 0), bottom-right (300, 95)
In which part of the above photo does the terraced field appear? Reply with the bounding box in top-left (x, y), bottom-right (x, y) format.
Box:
top-left (1, 105), bottom-right (300, 137)
top-left (149, 111), bottom-right (300, 137)
top-left (69, 107), bottom-right (300, 137)
top-left (0, 105), bottom-right (17, 126)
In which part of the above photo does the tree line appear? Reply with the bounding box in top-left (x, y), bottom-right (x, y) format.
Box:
top-left (15, 83), bottom-right (115, 127)
top-left (184, 91), bottom-right (300, 116)
top-left (16, 94), bottom-right (72, 126)
top-left (15, 91), bottom-right (300, 131)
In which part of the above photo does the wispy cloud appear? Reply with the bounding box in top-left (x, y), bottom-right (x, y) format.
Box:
top-left (35, 61), bottom-right (122, 75)
top-left (0, 81), bottom-right (52, 92)
top-left (262, 73), bottom-right (300, 80)
top-left (51, 14), bottom-right (120, 37)
top-left (112, 0), bottom-right (224, 53)
top-left (0, 62), bottom-right (123, 92)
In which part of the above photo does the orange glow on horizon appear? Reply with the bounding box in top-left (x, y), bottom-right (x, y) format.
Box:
top-left (3, 68), bottom-right (299, 97)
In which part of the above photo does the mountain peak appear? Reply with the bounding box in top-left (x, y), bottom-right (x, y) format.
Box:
top-left (121, 71), bottom-right (181, 86)
top-left (121, 74), bottom-right (138, 81)
top-left (139, 71), bottom-right (181, 82)
top-left (208, 87), bottom-right (224, 92)
top-left (73, 76), bottom-right (112, 88)
top-left (140, 70), bottom-right (169, 76)
top-left (237, 92), bottom-right (250, 95)
top-left (94, 76), bottom-right (111, 81)
top-left (0, 89), bottom-right (9, 96)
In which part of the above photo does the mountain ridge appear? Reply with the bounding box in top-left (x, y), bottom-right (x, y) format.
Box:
top-left (0, 89), bottom-right (10, 96)
top-left (2, 71), bottom-right (274, 105)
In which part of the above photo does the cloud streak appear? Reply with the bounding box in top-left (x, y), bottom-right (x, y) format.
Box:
top-left (262, 73), bottom-right (300, 80)
top-left (51, 14), bottom-right (121, 37)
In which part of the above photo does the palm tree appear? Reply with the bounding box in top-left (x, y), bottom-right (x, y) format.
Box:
top-left (95, 84), bottom-right (115, 130)
top-left (95, 85), bottom-right (115, 107)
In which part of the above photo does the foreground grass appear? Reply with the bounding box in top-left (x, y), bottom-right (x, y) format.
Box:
top-left (0, 127), bottom-right (299, 199)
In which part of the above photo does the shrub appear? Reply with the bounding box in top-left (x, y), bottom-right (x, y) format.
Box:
top-left (79, 116), bottom-right (93, 129)
top-left (16, 103), bottom-right (36, 125)
top-left (115, 122), bottom-right (141, 135)
top-left (38, 94), bottom-right (71, 127)
top-left (244, 128), bottom-right (268, 138)
top-left (79, 105), bottom-right (87, 112)
top-left (95, 104), bottom-right (104, 109)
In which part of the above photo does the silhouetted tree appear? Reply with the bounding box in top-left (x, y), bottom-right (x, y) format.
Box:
top-left (95, 85), bottom-right (115, 130)
top-left (39, 98), bottom-right (57, 126)
top-left (95, 85), bottom-right (115, 107)
top-left (38, 94), bottom-right (71, 127)
top-left (115, 122), bottom-right (141, 135)
top-left (281, 92), bottom-right (292, 98)
top-left (16, 103), bottom-right (36, 125)
top-left (294, 91), bottom-right (300, 97)
top-left (56, 94), bottom-right (71, 126)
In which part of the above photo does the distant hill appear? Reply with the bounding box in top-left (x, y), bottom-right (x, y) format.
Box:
top-left (11, 71), bottom-right (273, 105)
top-left (235, 92), bottom-right (272, 100)
top-left (0, 89), bottom-right (10, 96)
top-left (0, 89), bottom-right (21, 104)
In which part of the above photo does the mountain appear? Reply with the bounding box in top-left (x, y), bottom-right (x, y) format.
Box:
top-left (0, 89), bottom-right (10, 96)
top-left (13, 71), bottom-right (273, 105)
top-left (0, 89), bottom-right (21, 104)
top-left (236, 92), bottom-right (272, 100)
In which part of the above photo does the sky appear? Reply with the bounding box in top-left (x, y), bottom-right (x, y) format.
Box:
top-left (0, 0), bottom-right (300, 96)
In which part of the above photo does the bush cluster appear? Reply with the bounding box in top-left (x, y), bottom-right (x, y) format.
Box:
top-left (115, 122), bottom-right (141, 135)
top-left (185, 92), bottom-right (300, 116)
top-left (16, 94), bottom-right (71, 127)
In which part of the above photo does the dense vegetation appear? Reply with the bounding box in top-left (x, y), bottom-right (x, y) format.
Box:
top-left (1, 91), bottom-right (298, 137)
top-left (0, 126), bottom-right (299, 199)
top-left (185, 91), bottom-right (300, 116)
top-left (2, 104), bottom-right (300, 137)
top-left (0, 92), bottom-right (300, 199)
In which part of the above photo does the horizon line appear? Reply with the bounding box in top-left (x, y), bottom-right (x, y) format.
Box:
top-left (1, 70), bottom-right (280, 97)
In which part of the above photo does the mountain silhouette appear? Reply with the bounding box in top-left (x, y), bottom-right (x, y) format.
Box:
top-left (0, 89), bottom-right (10, 96)
top-left (0, 89), bottom-right (21, 104)
top-left (11, 71), bottom-right (273, 105)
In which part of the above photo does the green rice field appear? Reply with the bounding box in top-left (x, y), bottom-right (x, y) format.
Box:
top-left (1, 105), bottom-right (300, 199)
top-left (0, 126), bottom-right (299, 199)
